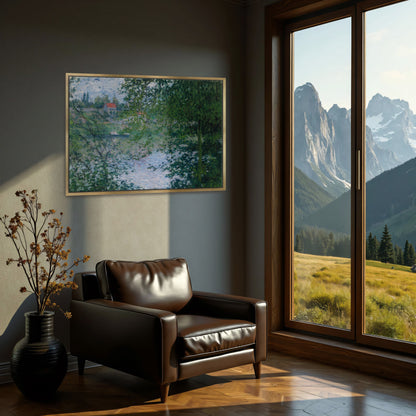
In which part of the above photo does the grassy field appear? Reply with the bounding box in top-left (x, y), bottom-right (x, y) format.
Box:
top-left (294, 252), bottom-right (416, 342)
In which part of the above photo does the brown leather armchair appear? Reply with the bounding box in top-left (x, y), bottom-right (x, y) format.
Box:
top-left (70, 258), bottom-right (267, 402)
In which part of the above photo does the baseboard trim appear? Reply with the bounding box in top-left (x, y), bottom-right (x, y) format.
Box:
top-left (0, 355), bottom-right (100, 385)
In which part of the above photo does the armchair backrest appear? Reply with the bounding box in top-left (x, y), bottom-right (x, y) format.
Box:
top-left (95, 258), bottom-right (193, 312)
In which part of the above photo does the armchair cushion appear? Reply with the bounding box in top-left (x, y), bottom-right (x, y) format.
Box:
top-left (177, 315), bottom-right (256, 362)
top-left (96, 258), bottom-right (193, 313)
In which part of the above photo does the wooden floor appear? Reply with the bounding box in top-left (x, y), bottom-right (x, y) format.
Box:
top-left (1, 352), bottom-right (416, 416)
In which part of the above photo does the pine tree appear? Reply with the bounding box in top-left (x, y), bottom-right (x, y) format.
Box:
top-left (366, 233), bottom-right (372, 259)
top-left (373, 236), bottom-right (379, 260)
top-left (408, 243), bottom-right (416, 266)
top-left (294, 234), bottom-right (304, 253)
top-left (366, 232), bottom-right (378, 260)
top-left (327, 232), bottom-right (335, 256)
top-left (394, 244), bottom-right (403, 265)
top-left (404, 240), bottom-right (411, 266)
top-left (378, 224), bottom-right (394, 263)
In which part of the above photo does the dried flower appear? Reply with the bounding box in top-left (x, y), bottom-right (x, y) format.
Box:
top-left (1, 189), bottom-right (89, 318)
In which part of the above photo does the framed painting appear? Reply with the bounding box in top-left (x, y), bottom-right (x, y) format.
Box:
top-left (65, 73), bottom-right (226, 195)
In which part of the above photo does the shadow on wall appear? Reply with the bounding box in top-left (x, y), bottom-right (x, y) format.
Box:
top-left (0, 290), bottom-right (74, 363)
top-left (0, 0), bottom-right (236, 189)
top-left (0, 295), bottom-right (37, 362)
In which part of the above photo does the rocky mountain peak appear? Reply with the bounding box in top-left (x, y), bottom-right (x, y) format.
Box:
top-left (328, 104), bottom-right (349, 120)
top-left (295, 83), bottom-right (322, 115)
top-left (366, 93), bottom-right (416, 163)
top-left (367, 93), bottom-right (407, 119)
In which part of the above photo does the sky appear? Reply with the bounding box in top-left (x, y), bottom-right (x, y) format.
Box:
top-left (70, 76), bottom-right (125, 102)
top-left (294, 0), bottom-right (416, 112)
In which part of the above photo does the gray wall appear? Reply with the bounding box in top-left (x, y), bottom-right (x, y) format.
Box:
top-left (0, 0), bottom-right (246, 362)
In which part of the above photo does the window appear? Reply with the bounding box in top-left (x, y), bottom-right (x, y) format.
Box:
top-left (266, 0), bottom-right (416, 356)
top-left (292, 18), bottom-right (352, 333)
top-left (364, 0), bottom-right (416, 346)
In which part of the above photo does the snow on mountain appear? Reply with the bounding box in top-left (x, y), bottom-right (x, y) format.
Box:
top-left (366, 93), bottom-right (416, 162)
top-left (366, 113), bottom-right (384, 132)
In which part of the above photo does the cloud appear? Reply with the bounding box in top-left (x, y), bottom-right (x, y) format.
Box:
top-left (366, 29), bottom-right (388, 43)
top-left (381, 70), bottom-right (406, 81)
top-left (396, 44), bottom-right (416, 57)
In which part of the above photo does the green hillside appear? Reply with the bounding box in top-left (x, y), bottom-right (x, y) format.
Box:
top-left (366, 156), bottom-right (416, 229)
top-left (369, 205), bottom-right (416, 246)
top-left (300, 157), bottom-right (416, 246)
top-left (294, 167), bottom-right (334, 222)
top-left (300, 187), bottom-right (350, 233)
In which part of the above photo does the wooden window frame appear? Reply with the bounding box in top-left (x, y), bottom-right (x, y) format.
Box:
top-left (265, 0), bottom-right (416, 382)
top-left (283, 8), bottom-right (356, 341)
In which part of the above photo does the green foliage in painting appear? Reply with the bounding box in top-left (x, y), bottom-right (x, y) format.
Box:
top-left (120, 78), bottom-right (160, 149)
top-left (163, 79), bottom-right (223, 189)
top-left (68, 103), bottom-right (136, 192)
top-left (122, 78), bottom-right (224, 189)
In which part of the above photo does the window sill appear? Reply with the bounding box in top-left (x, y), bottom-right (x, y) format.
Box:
top-left (268, 330), bottom-right (416, 385)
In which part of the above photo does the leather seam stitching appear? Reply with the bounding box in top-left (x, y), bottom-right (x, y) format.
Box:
top-left (181, 325), bottom-right (256, 338)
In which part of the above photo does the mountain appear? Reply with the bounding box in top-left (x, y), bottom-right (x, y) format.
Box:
top-left (294, 83), bottom-right (400, 198)
top-left (365, 156), bottom-right (416, 243)
top-left (301, 156), bottom-right (416, 246)
top-left (366, 93), bottom-right (416, 163)
top-left (327, 104), bottom-right (350, 178)
top-left (365, 125), bottom-right (399, 180)
top-left (294, 83), bottom-right (416, 247)
top-left (294, 167), bottom-right (334, 222)
top-left (300, 185), bottom-right (350, 235)
top-left (294, 83), bottom-right (349, 197)
top-left (328, 104), bottom-right (399, 182)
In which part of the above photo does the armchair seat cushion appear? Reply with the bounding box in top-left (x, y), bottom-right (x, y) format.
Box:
top-left (177, 315), bottom-right (256, 362)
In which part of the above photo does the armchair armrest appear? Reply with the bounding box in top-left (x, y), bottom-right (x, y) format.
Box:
top-left (70, 299), bottom-right (177, 384)
top-left (182, 291), bottom-right (267, 362)
top-left (72, 272), bottom-right (103, 301)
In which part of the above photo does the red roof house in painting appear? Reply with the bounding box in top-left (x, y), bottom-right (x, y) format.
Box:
top-left (104, 102), bottom-right (117, 114)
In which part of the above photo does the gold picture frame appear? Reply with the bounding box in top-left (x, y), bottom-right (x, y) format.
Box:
top-left (65, 73), bottom-right (226, 195)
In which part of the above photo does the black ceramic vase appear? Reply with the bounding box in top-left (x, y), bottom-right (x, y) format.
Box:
top-left (11, 311), bottom-right (67, 399)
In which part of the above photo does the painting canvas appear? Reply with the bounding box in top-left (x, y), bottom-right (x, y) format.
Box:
top-left (66, 73), bottom-right (226, 195)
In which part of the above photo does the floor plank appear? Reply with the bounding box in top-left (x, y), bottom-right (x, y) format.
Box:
top-left (0, 352), bottom-right (415, 416)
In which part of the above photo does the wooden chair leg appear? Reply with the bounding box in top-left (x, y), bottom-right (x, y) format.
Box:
top-left (77, 357), bottom-right (86, 375)
top-left (160, 384), bottom-right (170, 403)
top-left (253, 362), bottom-right (261, 379)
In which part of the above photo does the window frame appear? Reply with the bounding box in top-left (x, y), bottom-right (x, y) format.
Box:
top-left (265, 0), bottom-right (416, 357)
top-left (284, 8), bottom-right (356, 340)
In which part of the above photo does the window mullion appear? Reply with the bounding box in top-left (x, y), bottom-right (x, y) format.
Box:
top-left (352, 4), bottom-right (366, 343)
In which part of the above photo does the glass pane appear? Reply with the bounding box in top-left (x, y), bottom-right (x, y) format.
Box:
top-left (365, 0), bottom-right (416, 343)
top-left (292, 18), bottom-right (351, 329)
